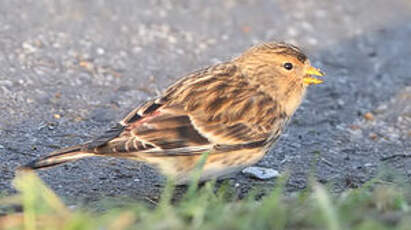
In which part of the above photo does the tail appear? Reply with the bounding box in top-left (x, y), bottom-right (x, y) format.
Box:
top-left (20, 145), bottom-right (96, 170)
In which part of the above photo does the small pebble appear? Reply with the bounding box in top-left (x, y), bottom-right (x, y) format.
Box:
top-left (301, 21), bottom-right (313, 30)
top-left (22, 41), bottom-right (37, 53)
top-left (79, 60), bottom-right (94, 71)
top-left (363, 112), bottom-right (375, 121)
top-left (168, 36), bottom-right (177, 44)
top-left (350, 125), bottom-right (360, 130)
top-left (242, 167), bottom-right (280, 180)
top-left (242, 26), bottom-right (251, 33)
top-left (287, 27), bottom-right (299, 37)
top-left (369, 132), bottom-right (378, 140)
top-left (306, 37), bottom-right (318, 46)
top-left (47, 122), bottom-right (57, 130)
top-left (68, 205), bottom-right (77, 211)
top-left (96, 48), bottom-right (105, 55)
top-left (132, 46), bottom-right (142, 53)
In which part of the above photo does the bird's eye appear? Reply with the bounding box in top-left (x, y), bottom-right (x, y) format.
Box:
top-left (283, 62), bottom-right (293, 70)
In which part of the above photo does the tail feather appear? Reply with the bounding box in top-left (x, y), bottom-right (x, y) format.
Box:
top-left (20, 145), bottom-right (96, 170)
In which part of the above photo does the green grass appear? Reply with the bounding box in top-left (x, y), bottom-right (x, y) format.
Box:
top-left (1, 171), bottom-right (411, 230)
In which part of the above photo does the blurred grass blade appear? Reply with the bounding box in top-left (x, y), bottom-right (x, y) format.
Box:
top-left (185, 151), bottom-right (210, 198)
top-left (0, 213), bottom-right (24, 229)
top-left (14, 171), bottom-right (37, 230)
top-left (313, 181), bottom-right (341, 230)
top-left (159, 177), bottom-right (176, 208)
top-left (13, 171), bottom-right (69, 214)
top-left (13, 171), bottom-right (70, 230)
top-left (255, 173), bottom-right (288, 230)
top-left (107, 211), bottom-right (136, 230)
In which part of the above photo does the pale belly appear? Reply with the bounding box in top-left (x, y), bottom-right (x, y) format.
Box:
top-left (136, 147), bottom-right (267, 185)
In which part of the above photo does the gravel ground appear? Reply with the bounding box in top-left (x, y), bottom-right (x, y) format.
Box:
top-left (0, 0), bottom-right (410, 204)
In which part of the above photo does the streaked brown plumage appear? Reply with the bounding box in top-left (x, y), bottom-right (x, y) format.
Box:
top-left (22, 42), bottom-right (324, 184)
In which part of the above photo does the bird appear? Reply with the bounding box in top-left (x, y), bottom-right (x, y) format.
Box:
top-left (21, 42), bottom-right (324, 184)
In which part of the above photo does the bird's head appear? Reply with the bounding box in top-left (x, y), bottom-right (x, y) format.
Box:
top-left (235, 42), bottom-right (325, 115)
top-left (236, 42), bottom-right (324, 86)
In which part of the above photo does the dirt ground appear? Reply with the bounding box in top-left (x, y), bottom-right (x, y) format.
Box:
top-left (0, 0), bottom-right (410, 205)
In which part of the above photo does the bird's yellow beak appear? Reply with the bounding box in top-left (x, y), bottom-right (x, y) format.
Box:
top-left (304, 66), bottom-right (325, 85)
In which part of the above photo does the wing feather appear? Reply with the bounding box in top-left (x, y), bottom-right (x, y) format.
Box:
top-left (85, 62), bottom-right (284, 156)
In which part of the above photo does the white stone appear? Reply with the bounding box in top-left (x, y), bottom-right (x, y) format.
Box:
top-left (242, 167), bottom-right (280, 180)
top-left (96, 48), bottom-right (105, 55)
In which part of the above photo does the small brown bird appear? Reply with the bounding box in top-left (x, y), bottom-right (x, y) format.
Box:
top-left (22, 42), bottom-right (324, 184)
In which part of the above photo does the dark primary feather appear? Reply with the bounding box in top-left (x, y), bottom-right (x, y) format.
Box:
top-left (21, 144), bottom-right (90, 169)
